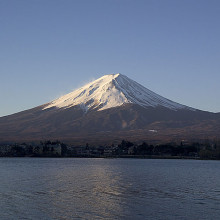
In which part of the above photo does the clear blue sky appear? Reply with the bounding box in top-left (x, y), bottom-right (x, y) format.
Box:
top-left (0, 0), bottom-right (220, 116)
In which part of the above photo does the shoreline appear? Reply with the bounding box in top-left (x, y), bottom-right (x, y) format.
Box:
top-left (0, 155), bottom-right (219, 160)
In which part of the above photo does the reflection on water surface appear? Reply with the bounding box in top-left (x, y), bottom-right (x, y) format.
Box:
top-left (0, 158), bottom-right (219, 220)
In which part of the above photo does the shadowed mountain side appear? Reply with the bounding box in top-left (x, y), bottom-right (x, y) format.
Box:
top-left (0, 103), bottom-right (219, 144)
top-left (0, 74), bottom-right (219, 145)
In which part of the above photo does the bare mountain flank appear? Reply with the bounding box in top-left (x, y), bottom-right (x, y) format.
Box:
top-left (0, 74), bottom-right (219, 145)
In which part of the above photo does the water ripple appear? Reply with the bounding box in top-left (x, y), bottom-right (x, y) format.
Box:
top-left (0, 158), bottom-right (219, 220)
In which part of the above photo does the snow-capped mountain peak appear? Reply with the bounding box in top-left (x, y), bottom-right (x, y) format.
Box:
top-left (43, 73), bottom-right (194, 111)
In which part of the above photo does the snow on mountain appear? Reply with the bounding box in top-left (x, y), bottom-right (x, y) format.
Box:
top-left (43, 73), bottom-right (194, 111)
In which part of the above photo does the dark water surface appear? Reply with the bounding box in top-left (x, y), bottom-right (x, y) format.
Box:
top-left (0, 158), bottom-right (219, 220)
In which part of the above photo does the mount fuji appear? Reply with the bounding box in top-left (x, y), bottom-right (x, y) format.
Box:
top-left (0, 74), bottom-right (219, 145)
top-left (43, 73), bottom-right (193, 112)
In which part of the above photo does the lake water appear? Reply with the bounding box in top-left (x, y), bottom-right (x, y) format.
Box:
top-left (0, 158), bottom-right (219, 220)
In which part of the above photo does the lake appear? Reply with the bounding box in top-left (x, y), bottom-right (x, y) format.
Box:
top-left (0, 158), bottom-right (219, 220)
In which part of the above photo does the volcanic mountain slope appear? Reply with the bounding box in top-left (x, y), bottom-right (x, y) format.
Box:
top-left (0, 74), bottom-right (219, 145)
top-left (43, 73), bottom-right (194, 111)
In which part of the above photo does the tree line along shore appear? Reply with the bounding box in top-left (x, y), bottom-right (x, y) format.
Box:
top-left (0, 139), bottom-right (220, 160)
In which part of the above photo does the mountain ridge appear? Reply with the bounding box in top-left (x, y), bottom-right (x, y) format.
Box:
top-left (0, 74), bottom-right (219, 144)
top-left (43, 73), bottom-right (195, 112)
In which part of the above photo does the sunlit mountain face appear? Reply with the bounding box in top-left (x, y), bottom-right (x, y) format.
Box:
top-left (43, 73), bottom-right (194, 111)
top-left (0, 74), bottom-right (219, 145)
